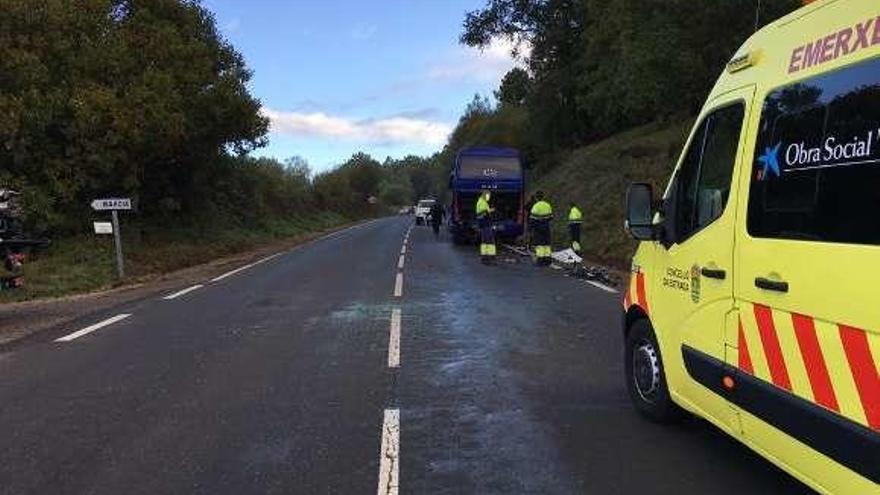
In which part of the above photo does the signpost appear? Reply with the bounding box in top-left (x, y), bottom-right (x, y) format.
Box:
top-left (91, 198), bottom-right (131, 279)
top-left (93, 222), bottom-right (113, 235)
top-left (91, 198), bottom-right (131, 211)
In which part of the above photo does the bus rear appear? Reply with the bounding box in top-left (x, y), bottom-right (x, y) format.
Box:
top-left (448, 147), bottom-right (525, 244)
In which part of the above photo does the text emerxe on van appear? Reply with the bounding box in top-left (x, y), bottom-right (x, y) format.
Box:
top-left (789, 15), bottom-right (880, 74)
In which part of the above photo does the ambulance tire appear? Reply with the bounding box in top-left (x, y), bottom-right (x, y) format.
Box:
top-left (625, 319), bottom-right (684, 423)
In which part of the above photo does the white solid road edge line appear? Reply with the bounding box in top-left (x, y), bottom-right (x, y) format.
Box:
top-left (397, 255), bottom-right (405, 270)
top-left (318, 218), bottom-right (382, 242)
top-left (393, 272), bottom-right (404, 297)
top-left (388, 308), bottom-right (401, 368)
top-left (587, 280), bottom-right (619, 294)
top-left (162, 284), bottom-right (204, 300)
top-left (55, 314), bottom-right (132, 342)
top-left (260, 252), bottom-right (283, 262)
top-left (377, 409), bottom-right (400, 495)
top-left (400, 245), bottom-right (407, 255)
top-left (210, 252), bottom-right (284, 283)
top-left (210, 219), bottom-right (384, 283)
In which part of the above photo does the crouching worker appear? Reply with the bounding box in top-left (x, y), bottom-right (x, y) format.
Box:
top-left (529, 191), bottom-right (553, 266)
top-left (475, 191), bottom-right (496, 264)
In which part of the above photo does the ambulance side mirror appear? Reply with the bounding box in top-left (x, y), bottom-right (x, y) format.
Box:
top-left (625, 183), bottom-right (656, 241)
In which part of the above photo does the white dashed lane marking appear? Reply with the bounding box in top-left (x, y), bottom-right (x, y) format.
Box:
top-left (393, 272), bottom-right (403, 297)
top-left (377, 409), bottom-right (400, 495)
top-left (388, 308), bottom-right (401, 368)
top-left (162, 284), bottom-right (203, 300)
top-left (210, 262), bottom-right (259, 282)
top-left (55, 314), bottom-right (132, 343)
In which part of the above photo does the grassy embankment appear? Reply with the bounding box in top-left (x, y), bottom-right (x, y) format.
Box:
top-left (0, 211), bottom-right (353, 303)
top-left (530, 116), bottom-right (695, 268)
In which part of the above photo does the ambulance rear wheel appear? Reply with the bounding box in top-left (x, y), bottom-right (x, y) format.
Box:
top-left (625, 319), bottom-right (683, 423)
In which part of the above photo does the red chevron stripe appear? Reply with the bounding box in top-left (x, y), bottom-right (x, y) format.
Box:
top-left (792, 313), bottom-right (839, 412)
top-left (754, 304), bottom-right (792, 391)
top-left (738, 318), bottom-right (754, 375)
top-left (839, 325), bottom-right (880, 430)
top-left (636, 271), bottom-right (649, 315)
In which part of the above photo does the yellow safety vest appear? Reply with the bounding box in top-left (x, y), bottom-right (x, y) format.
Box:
top-left (568, 206), bottom-right (583, 224)
top-left (530, 200), bottom-right (553, 220)
top-left (476, 196), bottom-right (492, 219)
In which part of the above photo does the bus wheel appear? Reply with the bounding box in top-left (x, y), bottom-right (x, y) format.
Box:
top-left (624, 319), bottom-right (683, 423)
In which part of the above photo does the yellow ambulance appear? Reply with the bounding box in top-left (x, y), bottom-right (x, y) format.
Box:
top-left (621, 1), bottom-right (880, 493)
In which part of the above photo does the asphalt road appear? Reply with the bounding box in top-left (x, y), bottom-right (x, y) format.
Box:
top-left (0, 216), bottom-right (809, 494)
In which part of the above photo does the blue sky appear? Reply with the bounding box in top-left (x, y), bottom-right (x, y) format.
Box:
top-left (202, 0), bottom-right (522, 172)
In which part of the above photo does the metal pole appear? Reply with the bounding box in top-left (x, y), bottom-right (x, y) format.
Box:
top-left (111, 210), bottom-right (125, 279)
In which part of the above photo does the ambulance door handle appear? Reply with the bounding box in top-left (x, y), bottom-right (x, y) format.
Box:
top-left (755, 277), bottom-right (789, 293)
top-left (700, 267), bottom-right (726, 280)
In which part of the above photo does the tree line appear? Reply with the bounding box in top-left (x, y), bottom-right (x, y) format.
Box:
top-left (0, 0), bottom-right (446, 237)
top-left (1, 0), bottom-right (807, 240)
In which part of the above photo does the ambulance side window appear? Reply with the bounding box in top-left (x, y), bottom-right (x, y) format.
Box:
top-left (748, 57), bottom-right (880, 245)
top-left (673, 103), bottom-right (745, 243)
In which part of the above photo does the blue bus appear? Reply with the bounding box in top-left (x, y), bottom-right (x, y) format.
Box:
top-left (448, 146), bottom-right (525, 244)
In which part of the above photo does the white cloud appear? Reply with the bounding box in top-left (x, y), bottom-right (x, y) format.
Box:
top-left (427, 37), bottom-right (530, 84)
top-left (263, 109), bottom-right (452, 146)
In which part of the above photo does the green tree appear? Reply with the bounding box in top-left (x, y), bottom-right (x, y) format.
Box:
top-left (461, 0), bottom-right (800, 149)
top-left (378, 172), bottom-right (414, 206)
top-left (0, 0), bottom-right (268, 232)
top-left (495, 67), bottom-right (531, 106)
top-left (340, 152), bottom-right (383, 199)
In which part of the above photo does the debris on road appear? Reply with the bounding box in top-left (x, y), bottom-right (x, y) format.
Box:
top-left (502, 243), bottom-right (619, 288)
top-left (551, 248), bottom-right (582, 265)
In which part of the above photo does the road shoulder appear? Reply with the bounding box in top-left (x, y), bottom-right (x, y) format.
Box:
top-left (0, 218), bottom-right (377, 346)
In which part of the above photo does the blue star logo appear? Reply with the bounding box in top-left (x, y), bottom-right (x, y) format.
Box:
top-left (757, 142), bottom-right (782, 179)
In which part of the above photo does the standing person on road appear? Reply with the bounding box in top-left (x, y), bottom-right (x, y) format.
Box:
top-left (568, 202), bottom-right (583, 255)
top-left (475, 191), bottom-right (496, 264)
top-left (429, 202), bottom-right (445, 239)
top-left (529, 191), bottom-right (553, 266)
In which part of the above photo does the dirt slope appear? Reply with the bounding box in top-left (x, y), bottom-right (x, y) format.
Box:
top-left (530, 117), bottom-right (694, 268)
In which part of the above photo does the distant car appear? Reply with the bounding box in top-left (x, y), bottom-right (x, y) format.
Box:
top-left (414, 199), bottom-right (435, 225)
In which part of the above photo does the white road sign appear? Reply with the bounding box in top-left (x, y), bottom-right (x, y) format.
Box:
top-left (91, 198), bottom-right (131, 211)
top-left (93, 222), bottom-right (113, 235)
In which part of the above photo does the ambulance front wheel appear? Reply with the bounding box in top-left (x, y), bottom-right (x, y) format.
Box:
top-left (625, 319), bottom-right (684, 423)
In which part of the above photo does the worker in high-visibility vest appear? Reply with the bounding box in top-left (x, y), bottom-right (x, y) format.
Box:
top-left (475, 191), bottom-right (496, 264)
top-left (568, 202), bottom-right (583, 254)
top-left (529, 191), bottom-right (553, 266)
